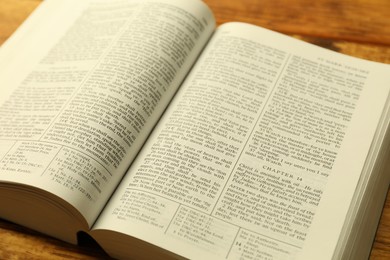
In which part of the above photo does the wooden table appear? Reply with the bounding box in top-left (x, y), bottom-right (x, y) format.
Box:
top-left (1, 0), bottom-right (390, 259)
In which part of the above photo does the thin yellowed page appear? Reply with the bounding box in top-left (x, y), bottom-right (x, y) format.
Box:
top-left (93, 22), bottom-right (390, 259)
top-left (0, 0), bottom-right (215, 229)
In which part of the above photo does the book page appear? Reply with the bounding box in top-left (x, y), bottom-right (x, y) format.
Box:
top-left (94, 22), bottom-right (390, 259)
top-left (0, 0), bottom-right (215, 226)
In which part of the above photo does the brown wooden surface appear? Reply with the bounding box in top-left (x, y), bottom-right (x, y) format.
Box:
top-left (1, 0), bottom-right (390, 259)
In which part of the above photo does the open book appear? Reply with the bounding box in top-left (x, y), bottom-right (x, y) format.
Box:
top-left (1, 0), bottom-right (390, 259)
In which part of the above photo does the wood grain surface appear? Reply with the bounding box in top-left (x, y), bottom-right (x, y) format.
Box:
top-left (1, 0), bottom-right (390, 259)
